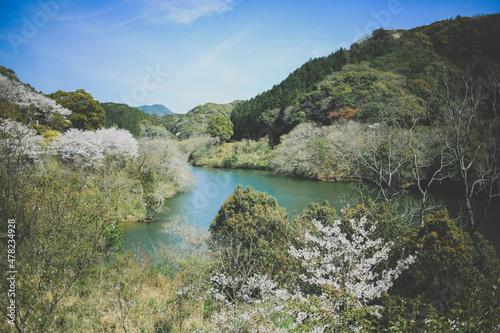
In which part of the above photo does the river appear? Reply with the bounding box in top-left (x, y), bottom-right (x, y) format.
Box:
top-left (121, 166), bottom-right (499, 252)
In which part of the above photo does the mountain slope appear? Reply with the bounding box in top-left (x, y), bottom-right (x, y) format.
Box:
top-left (0, 66), bottom-right (71, 124)
top-left (230, 14), bottom-right (500, 142)
top-left (162, 100), bottom-right (243, 139)
top-left (102, 102), bottom-right (156, 137)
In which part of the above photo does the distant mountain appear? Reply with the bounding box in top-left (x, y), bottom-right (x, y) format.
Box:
top-left (137, 104), bottom-right (173, 115)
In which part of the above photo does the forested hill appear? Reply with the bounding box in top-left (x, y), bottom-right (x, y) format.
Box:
top-left (230, 13), bottom-right (500, 141)
top-left (161, 100), bottom-right (243, 139)
top-left (101, 102), bottom-right (157, 137)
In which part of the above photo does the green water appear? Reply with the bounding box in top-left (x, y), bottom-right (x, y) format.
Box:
top-left (121, 166), bottom-right (499, 251)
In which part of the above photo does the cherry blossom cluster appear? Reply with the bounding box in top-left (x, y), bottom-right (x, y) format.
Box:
top-left (206, 272), bottom-right (296, 332)
top-left (51, 128), bottom-right (138, 168)
top-left (206, 271), bottom-right (335, 332)
top-left (0, 118), bottom-right (42, 159)
top-left (208, 303), bottom-right (292, 333)
top-left (209, 272), bottom-right (280, 306)
top-left (290, 217), bottom-right (417, 306)
top-left (204, 216), bottom-right (417, 331)
top-left (0, 73), bottom-right (71, 118)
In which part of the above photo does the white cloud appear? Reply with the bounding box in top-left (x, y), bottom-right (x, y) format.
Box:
top-left (178, 27), bottom-right (251, 81)
top-left (54, 0), bottom-right (238, 32)
top-left (145, 0), bottom-right (238, 24)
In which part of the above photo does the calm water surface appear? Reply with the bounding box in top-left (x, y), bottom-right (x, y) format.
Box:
top-left (121, 166), bottom-right (499, 251)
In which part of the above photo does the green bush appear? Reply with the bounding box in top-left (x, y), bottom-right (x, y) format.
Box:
top-left (210, 185), bottom-right (294, 280)
top-left (381, 210), bottom-right (500, 332)
top-left (394, 210), bottom-right (499, 301)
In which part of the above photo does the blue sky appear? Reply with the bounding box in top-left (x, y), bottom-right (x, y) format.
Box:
top-left (1, 0), bottom-right (499, 113)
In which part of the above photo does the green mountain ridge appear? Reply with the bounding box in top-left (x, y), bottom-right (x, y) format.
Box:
top-left (161, 100), bottom-right (243, 139)
top-left (230, 13), bottom-right (500, 142)
top-left (102, 102), bottom-right (158, 137)
top-left (2, 14), bottom-right (500, 142)
top-left (0, 65), bottom-right (241, 140)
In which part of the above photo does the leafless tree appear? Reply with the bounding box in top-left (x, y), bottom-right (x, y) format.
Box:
top-left (345, 122), bottom-right (410, 201)
top-left (428, 66), bottom-right (500, 233)
top-left (163, 215), bottom-right (210, 258)
top-left (400, 110), bottom-right (451, 224)
top-left (133, 139), bottom-right (196, 222)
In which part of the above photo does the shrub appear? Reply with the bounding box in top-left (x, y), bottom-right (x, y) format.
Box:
top-left (385, 210), bottom-right (500, 332)
top-left (395, 210), bottom-right (499, 301)
top-left (210, 185), bottom-right (293, 281)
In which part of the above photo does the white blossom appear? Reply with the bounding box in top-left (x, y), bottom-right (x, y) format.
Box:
top-left (209, 272), bottom-right (278, 306)
top-left (290, 217), bottom-right (417, 306)
top-left (0, 73), bottom-right (71, 117)
top-left (0, 118), bottom-right (42, 159)
top-left (50, 127), bottom-right (138, 169)
top-left (205, 215), bottom-right (417, 332)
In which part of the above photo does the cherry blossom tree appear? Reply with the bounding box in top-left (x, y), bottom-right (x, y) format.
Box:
top-left (50, 128), bottom-right (138, 169)
top-left (96, 127), bottom-right (139, 158)
top-left (0, 118), bottom-right (42, 161)
top-left (207, 215), bottom-right (417, 332)
top-left (0, 73), bottom-right (71, 121)
top-left (289, 217), bottom-right (417, 305)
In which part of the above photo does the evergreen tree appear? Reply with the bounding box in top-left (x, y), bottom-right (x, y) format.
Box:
top-left (49, 89), bottom-right (106, 131)
top-left (207, 115), bottom-right (234, 141)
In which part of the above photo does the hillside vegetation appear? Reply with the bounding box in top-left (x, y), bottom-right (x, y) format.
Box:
top-left (102, 103), bottom-right (157, 137)
top-left (230, 14), bottom-right (500, 141)
top-left (161, 101), bottom-right (242, 139)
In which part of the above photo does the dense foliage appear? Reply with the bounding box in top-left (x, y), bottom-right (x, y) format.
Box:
top-left (101, 102), bottom-right (155, 137)
top-left (187, 136), bottom-right (272, 169)
top-left (205, 192), bottom-right (499, 332)
top-left (206, 115), bottom-right (234, 142)
top-left (230, 48), bottom-right (349, 141)
top-left (48, 89), bottom-right (106, 131)
top-left (162, 101), bottom-right (241, 139)
top-left (0, 118), bottom-right (122, 331)
top-left (230, 14), bottom-right (500, 142)
top-left (210, 185), bottom-right (293, 281)
top-left (0, 114), bottom-right (198, 331)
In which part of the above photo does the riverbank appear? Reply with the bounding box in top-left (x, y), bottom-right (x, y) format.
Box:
top-left (181, 135), bottom-right (356, 181)
top-left (180, 124), bottom-right (371, 183)
top-left (184, 137), bottom-right (272, 170)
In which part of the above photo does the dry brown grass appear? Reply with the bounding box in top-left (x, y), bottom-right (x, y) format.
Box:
top-left (29, 250), bottom-right (214, 332)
